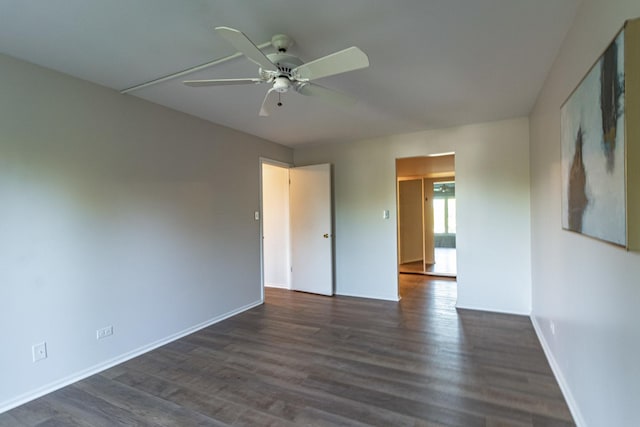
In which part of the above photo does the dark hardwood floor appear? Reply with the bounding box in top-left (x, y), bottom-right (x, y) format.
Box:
top-left (0, 275), bottom-right (574, 426)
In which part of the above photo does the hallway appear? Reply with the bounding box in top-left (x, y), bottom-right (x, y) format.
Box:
top-left (399, 247), bottom-right (457, 277)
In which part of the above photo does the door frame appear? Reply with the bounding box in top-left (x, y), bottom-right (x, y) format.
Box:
top-left (259, 157), bottom-right (292, 303)
top-left (395, 154), bottom-right (456, 286)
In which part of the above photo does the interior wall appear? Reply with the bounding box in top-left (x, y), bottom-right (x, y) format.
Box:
top-left (529, 1), bottom-right (640, 425)
top-left (294, 117), bottom-right (531, 310)
top-left (398, 179), bottom-right (423, 263)
top-left (262, 163), bottom-right (290, 289)
top-left (0, 53), bottom-right (292, 411)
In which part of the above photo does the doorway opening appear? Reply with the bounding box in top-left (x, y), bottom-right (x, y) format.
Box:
top-left (261, 161), bottom-right (291, 297)
top-left (396, 154), bottom-right (456, 278)
top-left (431, 181), bottom-right (456, 276)
top-left (260, 160), bottom-right (335, 300)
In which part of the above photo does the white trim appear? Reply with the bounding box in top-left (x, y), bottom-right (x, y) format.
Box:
top-left (264, 282), bottom-right (290, 289)
top-left (0, 300), bottom-right (262, 414)
top-left (336, 291), bottom-right (400, 302)
top-left (455, 304), bottom-right (531, 316)
top-left (259, 157), bottom-right (292, 169)
top-left (531, 316), bottom-right (586, 427)
top-left (427, 151), bottom-right (456, 157)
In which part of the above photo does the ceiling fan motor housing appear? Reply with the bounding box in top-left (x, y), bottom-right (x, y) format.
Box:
top-left (266, 53), bottom-right (304, 76)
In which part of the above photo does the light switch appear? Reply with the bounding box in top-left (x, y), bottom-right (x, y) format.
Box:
top-left (383, 210), bottom-right (390, 219)
top-left (254, 211), bottom-right (260, 220)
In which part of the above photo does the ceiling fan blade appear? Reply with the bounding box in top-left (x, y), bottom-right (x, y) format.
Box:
top-left (296, 83), bottom-right (357, 107)
top-left (259, 88), bottom-right (279, 117)
top-left (215, 26), bottom-right (278, 72)
top-left (292, 46), bottom-right (369, 81)
top-left (183, 78), bottom-right (263, 87)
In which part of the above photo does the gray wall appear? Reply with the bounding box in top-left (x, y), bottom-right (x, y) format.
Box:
top-left (529, 1), bottom-right (640, 425)
top-left (295, 118), bottom-right (531, 312)
top-left (0, 53), bottom-right (292, 411)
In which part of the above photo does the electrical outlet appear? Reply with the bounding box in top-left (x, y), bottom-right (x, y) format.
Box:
top-left (32, 342), bottom-right (47, 362)
top-left (96, 325), bottom-right (113, 340)
top-left (550, 320), bottom-right (556, 336)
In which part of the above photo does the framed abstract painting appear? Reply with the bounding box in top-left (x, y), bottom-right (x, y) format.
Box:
top-left (561, 18), bottom-right (640, 250)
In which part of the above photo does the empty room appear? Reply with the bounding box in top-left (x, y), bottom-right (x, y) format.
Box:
top-left (1, 1), bottom-right (639, 426)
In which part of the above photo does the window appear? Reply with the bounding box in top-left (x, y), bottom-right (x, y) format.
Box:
top-left (447, 198), bottom-right (456, 233)
top-left (433, 182), bottom-right (455, 234)
top-left (433, 199), bottom-right (446, 233)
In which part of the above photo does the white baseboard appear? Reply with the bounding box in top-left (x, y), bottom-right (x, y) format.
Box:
top-left (336, 290), bottom-right (400, 302)
top-left (531, 316), bottom-right (586, 427)
top-left (455, 303), bottom-right (530, 316)
top-left (0, 299), bottom-right (262, 414)
top-left (264, 282), bottom-right (290, 289)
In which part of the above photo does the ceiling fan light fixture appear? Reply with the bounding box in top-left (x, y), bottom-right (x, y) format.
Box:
top-left (273, 77), bottom-right (291, 93)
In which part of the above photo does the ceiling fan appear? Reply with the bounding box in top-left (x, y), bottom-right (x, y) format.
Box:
top-left (183, 27), bottom-right (370, 116)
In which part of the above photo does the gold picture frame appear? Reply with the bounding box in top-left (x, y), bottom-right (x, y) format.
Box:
top-left (560, 17), bottom-right (639, 250)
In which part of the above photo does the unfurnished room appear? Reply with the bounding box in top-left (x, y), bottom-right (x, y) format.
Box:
top-left (1, 1), bottom-right (640, 426)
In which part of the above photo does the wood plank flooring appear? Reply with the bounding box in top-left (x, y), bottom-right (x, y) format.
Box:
top-left (399, 248), bottom-right (457, 277)
top-left (0, 275), bottom-right (574, 426)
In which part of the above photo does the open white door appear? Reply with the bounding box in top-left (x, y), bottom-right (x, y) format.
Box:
top-left (290, 164), bottom-right (333, 296)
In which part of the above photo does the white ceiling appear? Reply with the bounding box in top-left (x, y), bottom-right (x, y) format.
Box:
top-left (0, 0), bottom-right (580, 147)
